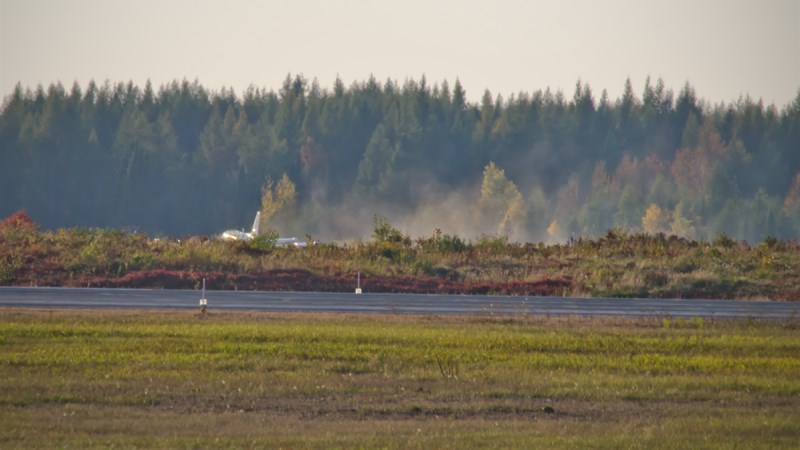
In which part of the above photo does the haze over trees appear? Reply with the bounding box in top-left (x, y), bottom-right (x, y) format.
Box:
top-left (1, 75), bottom-right (799, 242)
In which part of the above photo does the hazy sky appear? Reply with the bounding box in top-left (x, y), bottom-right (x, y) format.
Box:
top-left (1, 0), bottom-right (798, 107)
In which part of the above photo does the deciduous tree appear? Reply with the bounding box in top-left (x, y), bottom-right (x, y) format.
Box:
top-left (260, 173), bottom-right (296, 230)
top-left (478, 162), bottom-right (526, 236)
top-left (642, 203), bottom-right (671, 235)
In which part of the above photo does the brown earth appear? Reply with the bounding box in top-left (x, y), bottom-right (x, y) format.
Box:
top-left (71, 268), bottom-right (570, 296)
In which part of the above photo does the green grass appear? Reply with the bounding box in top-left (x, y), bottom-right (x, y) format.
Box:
top-left (1, 309), bottom-right (798, 448)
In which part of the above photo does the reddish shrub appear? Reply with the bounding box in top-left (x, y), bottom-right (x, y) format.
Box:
top-left (0, 210), bottom-right (38, 231)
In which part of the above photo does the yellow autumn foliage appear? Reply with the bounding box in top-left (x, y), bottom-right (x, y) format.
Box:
top-left (260, 173), bottom-right (296, 230)
top-left (642, 203), bottom-right (671, 235)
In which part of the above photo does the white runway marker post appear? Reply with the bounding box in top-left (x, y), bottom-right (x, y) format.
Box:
top-left (199, 278), bottom-right (207, 317)
top-left (355, 271), bottom-right (362, 294)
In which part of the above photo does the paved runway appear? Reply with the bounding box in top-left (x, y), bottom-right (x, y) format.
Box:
top-left (0, 286), bottom-right (798, 319)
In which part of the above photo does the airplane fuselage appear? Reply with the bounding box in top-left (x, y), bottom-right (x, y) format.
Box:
top-left (220, 230), bottom-right (254, 241)
top-left (219, 212), bottom-right (308, 247)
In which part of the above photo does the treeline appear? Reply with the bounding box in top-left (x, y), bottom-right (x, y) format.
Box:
top-left (1, 75), bottom-right (799, 241)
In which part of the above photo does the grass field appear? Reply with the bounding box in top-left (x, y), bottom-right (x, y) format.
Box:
top-left (1, 308), bottom-right (799, 448)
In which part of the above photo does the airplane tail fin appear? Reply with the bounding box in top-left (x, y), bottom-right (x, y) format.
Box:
top-left (251, 211), bottom-right (261, 236)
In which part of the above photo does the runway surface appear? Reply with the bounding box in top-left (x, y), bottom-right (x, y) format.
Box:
top-left (0, 286), bottom-right (798, 319)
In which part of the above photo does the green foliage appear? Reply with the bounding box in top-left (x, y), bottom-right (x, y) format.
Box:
top-left (371, 215), bottom-right (409, 245)
top-left (2, 78), bottom-right (798, 244)
top-left (474, 234), bottom-right (510, 253)
top-left (408, 259), bottom-right (458, 279)
top-left (355, 123), bottom-right (398, 194)
top-left (713, 231), bottom-right (736, 249)
top-left (0, 252), bottom-right (22, 283)
top-left (418, 228), bottom-right (468, 253)
top-left (248, 230), bottom-right (279, 252)
top-left (614, 186), bottom-right (642, 230)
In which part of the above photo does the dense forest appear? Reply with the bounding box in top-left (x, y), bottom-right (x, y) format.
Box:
top-left (1, 75), bottom-right (799, 243)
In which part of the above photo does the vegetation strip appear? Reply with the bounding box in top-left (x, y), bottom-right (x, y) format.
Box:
top-left (3, 212), bottom-right (799, 300)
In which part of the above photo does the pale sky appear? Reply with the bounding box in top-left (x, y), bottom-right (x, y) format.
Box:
top-left (1, 0), bottom-right (799, 107)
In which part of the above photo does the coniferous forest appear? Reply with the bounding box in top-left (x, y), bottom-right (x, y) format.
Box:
top-left (1, 75), bottom-right (799, 243)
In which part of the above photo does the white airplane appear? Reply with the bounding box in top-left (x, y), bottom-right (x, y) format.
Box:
top-left (220, 212), bottom-right (310, 247)
top-left (220, 211), bottom-right (261, 242)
